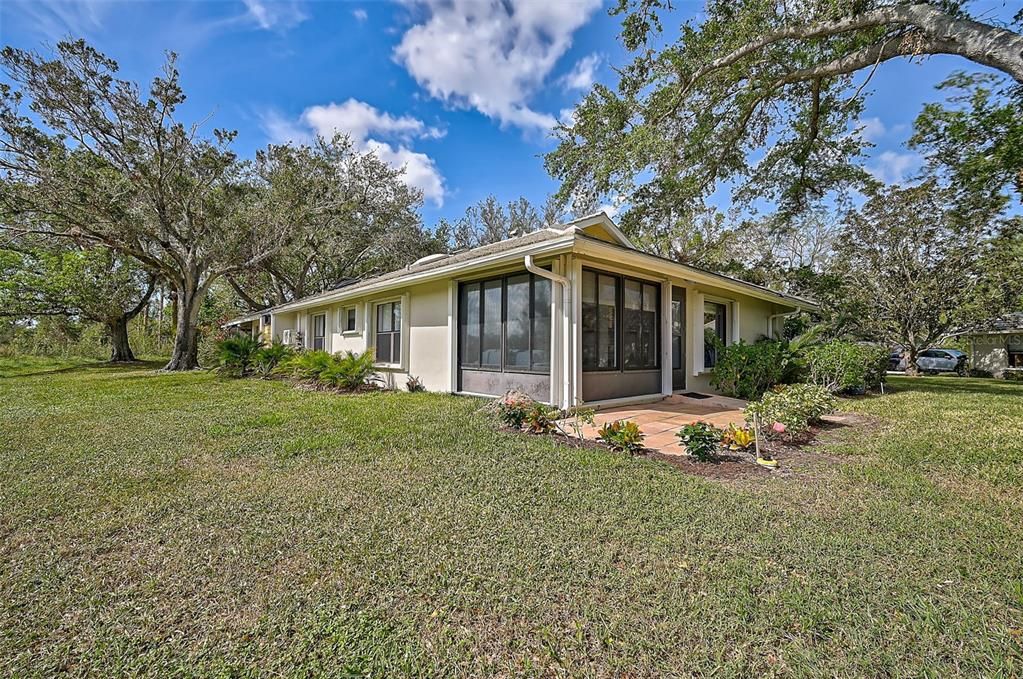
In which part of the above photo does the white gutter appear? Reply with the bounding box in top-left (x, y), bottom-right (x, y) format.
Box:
top-left (525, 254), bottom-right (572, 410)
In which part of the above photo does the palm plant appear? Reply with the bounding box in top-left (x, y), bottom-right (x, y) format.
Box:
top-left (216, 335), bottom-right (264, 377)
top-left (318, 350), bottom-right (380, 391)
top-left (275, 350), bottom-right (334, 380)
top-left (252, 342), bottom-right (294, 379)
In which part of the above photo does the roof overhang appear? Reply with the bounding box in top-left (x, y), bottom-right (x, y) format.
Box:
top-left (572, 237), bottom-right (818, 310)
top-left (266, 231), bottom-right (578, 315)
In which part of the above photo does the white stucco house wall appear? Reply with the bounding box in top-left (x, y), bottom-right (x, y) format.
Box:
top-left (228, 212), bottom-right (817, 408)
top-left (962, 313), bottom-right (1023, 378)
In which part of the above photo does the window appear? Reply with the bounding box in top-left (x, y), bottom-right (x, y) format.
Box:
top-left (623, 279), bottom-right (659, 369)
top-left (311, 314), bottom-right (326, 351)
top-left (582, 270), bottom-right (659, 371)
top-left (582, 271), bottom-right (619, 370)
top-left (458, 272), bottom-right (551, 373)
top-left (341, 307), bottom-right (357, 333)
top-left (1009, 335), bottom-right (1023, 368)
top-left (375, 301), bottom-right (401, 364)
top-left (703, 301), bottom-right (728, 368)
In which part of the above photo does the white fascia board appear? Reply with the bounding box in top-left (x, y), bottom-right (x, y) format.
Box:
top-left (562, 211), bottom-right (635, 249)
top-left (572, 238), bottom-right (815, 310)
top-left (270, 235), bottom-right (576, 315)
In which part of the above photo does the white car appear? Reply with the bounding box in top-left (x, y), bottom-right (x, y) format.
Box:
top-left (890, 348), bottom-right (967, 374)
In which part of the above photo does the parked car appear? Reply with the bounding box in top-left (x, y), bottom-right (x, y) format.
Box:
top-left (888, 348), bottom-right (968, 374)
top-left (918, 349), bottom-right (968, 374)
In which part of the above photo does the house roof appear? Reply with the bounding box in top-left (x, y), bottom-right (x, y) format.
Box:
top-left (227, 212), bottom-right (817, 324)
top-left (969, 312), bottom-right (1023, 334)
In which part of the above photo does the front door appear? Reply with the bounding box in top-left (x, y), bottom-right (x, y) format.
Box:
top-left (671, 286), bottom-right (686, 390)
top-left (311, 313), bottom-right (326, 351)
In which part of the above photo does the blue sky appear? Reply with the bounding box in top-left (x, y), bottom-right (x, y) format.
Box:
top-left (0, 0), bottom-right (1013, 227)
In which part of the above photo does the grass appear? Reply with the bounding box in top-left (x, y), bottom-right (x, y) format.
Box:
top-left (1, 363), bottom-right (1021, 677)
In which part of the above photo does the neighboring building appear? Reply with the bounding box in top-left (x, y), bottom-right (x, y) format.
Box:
top-left (962, 313), bottom-right (1023, 378)
top-left (228, 213), bottom-right (816, 407)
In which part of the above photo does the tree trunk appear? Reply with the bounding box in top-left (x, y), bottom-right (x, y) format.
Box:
top-left (903, 346), bottom-right (921, 376)
top-left (107, 316), bottom-right (137, 362)
top-left (163, 283), bottom-right (203, 371)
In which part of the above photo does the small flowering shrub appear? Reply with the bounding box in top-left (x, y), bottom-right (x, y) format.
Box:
top-left (677, 421), bottom-right (722, 461)
top-left (523, 402), bottom-right (560, 435)
top-left (720, 424), bottom-right (755, 451)
top-left (597, 420), bottom-right (646, 454)
top-left (496, 392), bottom-right (534, 428)
top-left (744, 383), bottom-right (837, 441)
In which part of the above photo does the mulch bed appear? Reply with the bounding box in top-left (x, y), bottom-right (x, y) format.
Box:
top-left (501, 411), bottom-right (883, 483)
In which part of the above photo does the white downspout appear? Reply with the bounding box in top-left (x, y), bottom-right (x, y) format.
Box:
top-left (525, 255), bottom-right (571, 409)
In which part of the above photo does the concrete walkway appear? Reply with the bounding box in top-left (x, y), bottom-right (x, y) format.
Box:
top-left (563, 393), bottom-right (748, 456)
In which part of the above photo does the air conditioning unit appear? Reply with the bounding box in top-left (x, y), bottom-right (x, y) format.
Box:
top-left (282, 329), bottom-right (293, 346)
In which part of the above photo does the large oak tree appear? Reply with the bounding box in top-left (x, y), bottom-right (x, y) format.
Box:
top-left (0, 237), bottom-right (155, 361)
top-left (0, 40), bottom-right (292, 369)
top-left (547, 1), bottom-right (1023, 237)
top-left (227, 135), bottom-right (441, 310)
top-left (834, 180), bottom-right (1020, 373)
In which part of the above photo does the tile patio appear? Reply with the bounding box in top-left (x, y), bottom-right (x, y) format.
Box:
top-left (562, 393), bottom-right (748, 456)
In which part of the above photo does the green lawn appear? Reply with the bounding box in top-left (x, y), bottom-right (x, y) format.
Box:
top-left (1, 361), bottom-right (1021, 676)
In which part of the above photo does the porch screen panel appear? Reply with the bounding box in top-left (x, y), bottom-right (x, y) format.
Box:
top-left (531, 277), bottom-right (551, 371)
top-left (458, 271), bottom-right (551, 375)
top-left (582, 271), bottom-right (619, 370)
top-left (481, 280), bottom-right (502, 369)
top-left (505, 275), bottom-right (530, 370)
top-left (459, 283), bottom-right (481, 368)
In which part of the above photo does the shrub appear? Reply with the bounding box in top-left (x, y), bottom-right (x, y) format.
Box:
top-left (710, 339), bottom-right (788, 400)
top-left (496, 392), bottom-right (534, 429)
top-left (215, 335), bottom-right (264, 377)
top-left (319, 350), bottom-right (380, 391)
top-left (676, 421), bottom-right (722, 461)
top-left (523, 402), bottom-right (560, 435)
top-left (597, 420), bottom-right (646, 454)
top-left (744, 383), bottom-right (836, 441)
top-left (252, 342), bottom-right (293, 379)
top-left (803, 340), bottom-right (888, 393)
top-left (720, 424), bottom-right (755, 451)
top-left (406, 375), bottom-right (426, 392)
top-left (276, 350), bottom-right (333, 380)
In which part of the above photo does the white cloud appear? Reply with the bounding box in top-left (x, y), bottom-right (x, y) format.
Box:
top-left (393, 0), bottom-right (602, 131)
top-left (559, 107), bottom-right (578, 127)
top-left (242, 0), bottom-right (307, 30)
top-left (559, 53), bottom-right (601, 91)
top-left (6, 0), bottom-right (107, 39)
top-left (858, 116), bottom-right (886, 142)
top-left (867, 150), bottom-right (923, 185)
top-left (262, 100), bottom-right (446, 206)
top-left (352, 8), bottom-right (368, 22)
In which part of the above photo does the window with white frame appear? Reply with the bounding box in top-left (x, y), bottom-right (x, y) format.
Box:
top-left (375, 301), bottom-right (401, 365)
top-left (341, 306), bottom-right (357, 333)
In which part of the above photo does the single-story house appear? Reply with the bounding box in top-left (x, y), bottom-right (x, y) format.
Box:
top-left (962, 313), bottom-right (1023, 378)
top-left (228, 213), bottom-right (816, 408)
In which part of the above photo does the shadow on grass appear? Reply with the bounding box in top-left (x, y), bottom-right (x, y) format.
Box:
top-left (884, 375), bottom-right (1023, 397)
top-left (0, 359), bottom-right (166, 379)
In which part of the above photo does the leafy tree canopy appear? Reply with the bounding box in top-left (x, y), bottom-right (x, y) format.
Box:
top-left (227, 134), bottom-right (443, 310)
top-left (546, 0), bottom-right (1023, 237)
